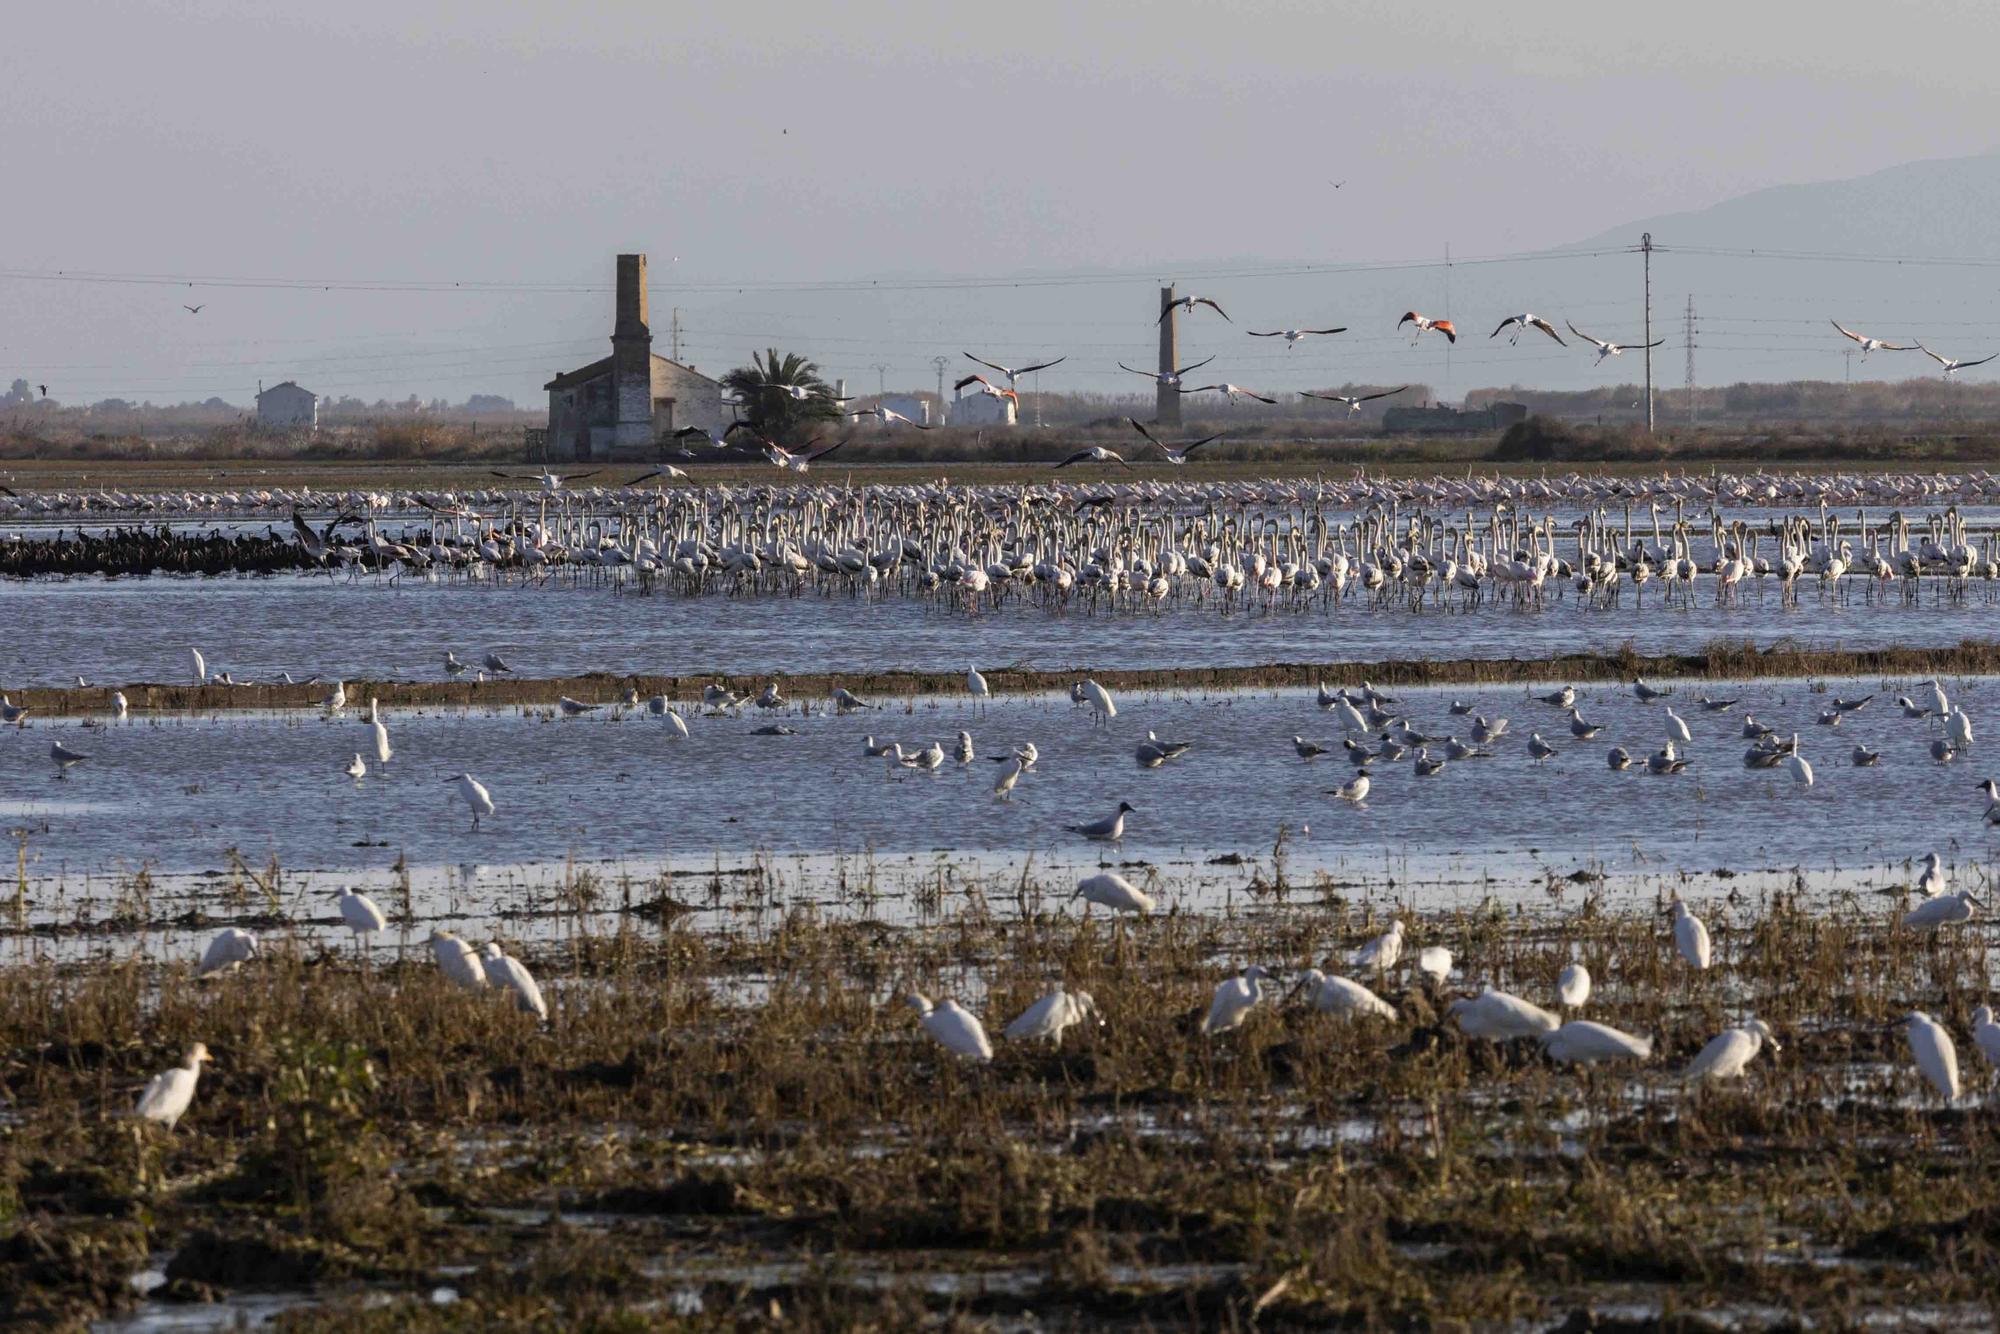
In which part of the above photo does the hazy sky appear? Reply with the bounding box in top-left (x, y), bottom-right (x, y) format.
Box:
top-left (7, 0), bottom-right (2000, 406)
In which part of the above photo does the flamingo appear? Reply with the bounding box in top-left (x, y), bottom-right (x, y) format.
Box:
top-left (1490, 314), bottom-right (1565, 346)
top-left (961, 352), bottom-right (1066, 389)
top-left (1397, 311), bottom-right (1457, 343)
top-left (1917, 343), bottom-right (1998, 379)
top-left (1118, 354), bottom-right (1216, 389)
top-left (1567, 321), bottom-right (1665, 366)
top-left (1126, 418), bottom-right (1223, 465)
top-left (1159, 294), bottom-right (1230, 324)
top-left (1830, 320), bottom-right (1916, 358)
top-left (1299, 385), bottom-right (1409, 413)
top-left (1247, 325), bottom-right (1345, 347)
top-left (1174, 382), bottom-right (1275, 405)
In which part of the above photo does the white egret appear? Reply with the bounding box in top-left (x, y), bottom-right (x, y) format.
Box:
top-left (1351, 920), bottom-right (1405, 974)
top-left (906, 994), bottom-right (993, 1061)
top-left (1902, 890), bottom-right (1980, 930)
top-left (1416, 945), bottom-right (1452, 983)
top-left (1081, 679), bottom-right (1117, 724)
top-left (1683, 1019), bottom-right (1779, 1082)
top-left (445, 773), bottom-right (495, 830)
top-left (112, 691), bottom-right (128, 720)
top-left (1670, 899), bottom-right (1713, 970)
top-left (1202, 966), bottom-right (1271, 1036)
top-left (135, 1043), bottom-right (211, 1131)
top-left (1948, 707), bottom-right (1975, 752)
top-left (197, 928), bottom-right (257, 977)
top-left (993, 757), bottom-right (1023, 800)
top-left (1544, 1019), bottom-right (1654, 1064)
top-left (1004, 989), bottom-right (1101, 1045)
top-left (371, 714), bottom-right (392, 766)
top-left (1664, 707), bottom-right (1692, 747)
top-left (1782, 739), bottom-right (1815, 788)
top-left (1558, 962), bottom-right (1591, 1009)
top-left (190, 648), bottom-right (206, 686)
top-left (430, 929), bottom-right (488, 989)
top-left (1449, 988), bottom-right (1560, 1039)
top-left (1291, 969), bottom-right (1396, 1020)
top-left (1076, 872), bottom-right (1153, 914)
top-left (482, 942), bottom-right (548, 1021)
top-left (1898, 1011), bottom-right (1960, 1101)
top-left (967, 663), bottom-right (989, 702)
top-left (336, 888), bottom-right (387, 942)
top-left (1972, 1005), bottom-right (2000, 1071)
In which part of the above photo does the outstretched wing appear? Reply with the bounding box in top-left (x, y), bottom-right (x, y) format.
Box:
top-left (953, 373), bottom-right (989, 391)
top-left (1489, 317), bottom-right (1516, 339)
top-left (1175, 353), bottom-right (1217, 376)
top-left (1830, 320), bottom-right (1864, 345)
top-left (1958, 353), bottom-right (2000, 370)
top-left (1116, 361), bottom-right (1156, 378)
top-left (1015, 356), bottom-right (1064, 375)
top-left (1566, 321), bottom-right (1608, 349)
top-left (1529, 318), bottom-right (1565, 345)
top-left (1359, 385), bottom-right (1411, 403)
top-left (1303, 327), bottom-right (1347, 336)
top-left (1126, 418), bottom-right (1164, 449)
top-left (621, 471), bottom-right (664, 487)
top-left (1195, 297), bottom-right (1232, 322)
top-left (962, 352), bottom-right (1010, 375)
top-left (1247, 330), bottom-right (1284, 338)
top-left (1240, 388), bottom-right (1277, 404)
top-left (1181, 433), bottom-right (1224, 457)
top-left (1053, 450), bottom-right (1092, 469)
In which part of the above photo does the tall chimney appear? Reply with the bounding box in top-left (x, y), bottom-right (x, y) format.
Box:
top-left (1155, 285), bottom-right (1182, 427)
top-left (615, 254), bottom-right (650, 337)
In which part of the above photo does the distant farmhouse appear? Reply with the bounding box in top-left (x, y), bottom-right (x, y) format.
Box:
top-left (949, 388), bottom-right (1015, 427)
top-left (1382, 400), bottom-right (1527, 435)
top-left (256, 381), bottom-right (319, 429)
top-left (544, 254), bottom-right (728, 461)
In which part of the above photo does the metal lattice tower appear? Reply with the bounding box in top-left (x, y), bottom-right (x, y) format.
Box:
top-left (1683, 296), bottom-right (1697, 427)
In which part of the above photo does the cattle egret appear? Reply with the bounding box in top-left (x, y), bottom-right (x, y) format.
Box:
top-left (482, 942), bottom-right (548, 1020)
top-left (1558, 963), bottom-right (1591, 1010)
top-left (1972, 1005), bottom-right (2000, 1071)
top-left (1076, 872), bottom-right (1153, 914)
top-left (135, 1043), bottom-right (211, 1131)
top-left (1898, 1011), bottom-right (1960, 1101)
top-left (1544, 1020), bottom-right (1654, 1064)
top-left (1670, 899), bottom-right (1713, 969)
top-left (1450, 988), bottom-right (1561, 1039)
top-left (445, 773), bottom-right (495, 830)
top-left (336, 888), bottom-right (386, 941)
top-left (1203, 966), bottom-right (1271, 1035)
top-left (1416, 945), bottom-right (1452, 984)
top-left (1683, 1019), bottom-right (1780, 1082)
top-left (430, 929), bottom-right (488, 990)
top-left (1291, 969), bottom-right (1396, 1020)
top-left (197, 928), bottom-right (257, 977)
top-left (1351, 920), bottom-right (1405, 973)
top-left (1902, 890), bottom-right (1980, 930)
top-left (907, 994), bottom-right (993, 1061)
top-left (1004, 989), bottom-right (1101, 1046)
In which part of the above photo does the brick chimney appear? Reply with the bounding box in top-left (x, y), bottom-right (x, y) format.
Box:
top-left (611, 253), bottom-right (654, 451)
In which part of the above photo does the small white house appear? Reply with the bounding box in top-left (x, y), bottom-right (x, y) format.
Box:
top-left (877, 394), bottom-right (931, 426)
top-left (256, 381), bottom-right (319, 429)
top-left (949, 388), bottom-right (1017, 427)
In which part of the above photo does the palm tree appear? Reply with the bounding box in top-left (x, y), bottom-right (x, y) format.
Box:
top-left (720, 349), bottom-right (842, 444)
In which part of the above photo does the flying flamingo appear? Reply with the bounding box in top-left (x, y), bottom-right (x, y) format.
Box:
top-left (1490, 314), bottom-right (1565, 346)
top-left (952, 374), bottom-right (1019, 403)
top-left (961, 352), bottom-right (1066, 388)
top-left (1566, 321), bottom-right (1664, 366)
top-left (1175, 382), bottom-right (1275, 404)
top-left (1917, 343), bottom-right (1998, 379)
top-left (1299, 385), bottom-right (1410, 414)
top-left (1398, 312), bottom-right (1457, 344)
top-left (1247, 325), bottom-right (1346, 347)
top-left (1830, 321), bottom-right (1916, 358)
top-left (1158, 294), bottom-right (1231, 324)
top-left (1127, 418), bottom-right (1223, 465)
top-left (1118, 354), bottom-right (1216, 389)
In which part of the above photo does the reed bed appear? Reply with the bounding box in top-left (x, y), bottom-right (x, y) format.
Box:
top-left (3, 866), bottom-right (1996, 1330)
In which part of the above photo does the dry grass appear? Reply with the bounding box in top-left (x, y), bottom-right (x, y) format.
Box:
top-left (2, 872), bottom-right (1996, 1329)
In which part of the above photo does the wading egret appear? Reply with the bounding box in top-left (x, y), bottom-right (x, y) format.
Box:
top-left (1683, 1018), bottom-right (1779, 1082)
top-left (1449, 988), bottom-right (1560, 1039)
top-left (1670, 899), bottom-right (1713, 969)
top-left (136, 1043), bottom-right (211, 1131)
top-left (1004, 989), bottom-right (1101, 1045)
top-left (993, 757), bottom-right (1023, 800)
top-left (445, 773), bottom-right (494, 831)
top-left (430, 929), bottom-right (488, 989)
top-left (906, 994), bottom-right (992, 1061)
top-left (337, 888), bottom-right (387, 942)
top-left (197, 928), bottom-right (257, 977)
top-left (1290, 969), bottom-right (1396, 1020)
top-left (1351, 921), bottom-right (1404, 974)
top-left (1416, 945), bottom-right (1452, 983)
top-left (1898, 1011), bottom-right (1960, 1101)
top-left (1972, 1005), bottom-right (2000, 1070)
top-left (1544, 1019), bottom-right (1654, 1064)
top-left (1902, 890), bottom-right (1980, 930)
top-left (482, 942), bottom-right (548, 1021)
top-left (1202, 966), bottom-right (1271, 1036)
top-left (1081, 679), bottom-right (1117, 724)
top-left (190, 648), bottom-right (206, 686)
top-left (1076, 872), bottom-right (1153, 914)
top-left (371, 715), bottom-right (392, 766)
top-left (1558, 963), bottom-right (1592, 1010)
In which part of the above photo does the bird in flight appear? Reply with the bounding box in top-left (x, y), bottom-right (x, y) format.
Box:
top-left (760, 383), bottom-right (852, 403)
top-left (621, 465), bottom-right (690, 486)
top-left (953, 374), bottom-right (1019, 403)
top-left (1490, 314), bottom-right (1565, 346)
top-left (741, 433), bottom-right (844, 473)
top-left (1830, 321), bottom-right (1916, 358)
top-left (1175, 382), bottom-right (1275, 405)
top-left (961, 352), bottom-right (1066, 388)
top-left (1397, 312), bottom-right (1456, 344)
top-left (490, 470), bottom-right (601, 491)
top-left (849, 403), bottom-right (931, 430)
top-left (37, 385), bottom-right (47, 398)
top-left (676, 422), bottom-right (754, 449)
top-left (1247, 326), bottom-right (1347, 348)
top-left (1159, 294), bottom-right (1230, 325)
top-left (1118, 353), bottom-right (1216, 389)
top-left (183, 304), bottom-right (205, 315)
top-left (1127, 418), bottom-right (1221, 465)
top-left (1917, 343), bottom-right (1998, 378)
top-left (1299, 385), bottom-right (1411, 414)
top-left (1566, 321), bottom-right (1664, 366)
top-left (1055, 446), bottom-right (1133, 470)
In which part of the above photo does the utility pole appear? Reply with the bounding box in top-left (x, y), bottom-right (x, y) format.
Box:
top-left (1156, 284), bottom-right (1181, 427)
top-left (670, 307), bottom-right (681, 362)
top-left (1641, 233), bottom-right (1655, 433)
top-left (1442, 242), bottom-right (1452, 404)
top-left (873, 363), bottom-right (889, 398)
top-left (1843, 349), bottom-right (1854, 393)
top-left (930, 355), bottom-right (948, 426)
top-left (1683, 296), bottom-right (1697, 428)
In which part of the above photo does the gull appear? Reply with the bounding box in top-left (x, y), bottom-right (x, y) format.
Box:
top-left (1898, 1011), bottom-right (1959, 1101)
top-left (1118, 353), bottom-right (1216, 389)
top-left (620, 465), bottom-right (690, 485)
top-left (482, 942), bottom-right (548, 1021)
top-left (755, 682), bottom-right (785, 710)
top-left (1932, 738), bottom-right (1958, 764)
top-left (1448, 699), bottom-right (1474, 716)
top-left (848, 403), bottom-right (932, 430)
top-left (1299, 385), bottom-right (1409, 414)
top-left (1634, 677), bottom-right (1670, 702)
top-left (1743, 714), bottom-right (1775, 738)
top-left (1916, 852), bottom-right (1948, 898)
top-left (955, 731), bottom-right (975, 763)
top-left (1135, 731), bottom-right (1190, 768)
top-left (1558, 963), bottom-right (1591, 1009)
top-left (704, 683), bottom-right (745, 712)
top-left (197, 928), bottom-right (257, 977)
top-left (1413, 748), bottom-right (1446, 776)
top-left (1174, 382), bottom-right (1276, 405)
top-left (900, 740), bottom-right (946, 770)
top-left (1159, 293), bottom-right (1231, 324)
top-left (1697, 696), bottom-right (1737, 712)
top-left (1544, 1020), bottom-right (1653, 1065)
top-left (1126, 418), bottom-right (1222, 465)
top-left (1290, 969), bottom-right (1396, 1020)
top-left (1294, 735), bottom-right (1330, 761)
top-left (1897, 695), bottom-right (1929, 720)
top-left (1, 697), bottom-right (29, 726)
top-left (183, 303), bottom-right (204, 314)
top-left (135, 1044), bottom-right (211, 1131)
top-left (1902, 889), bottom-right (1980, 930)
top-left (1321, 767), bottom-right (1369, 804)
top-left (321, 681), bottom-right (346, 713)
top-left (1471, 715), bottom-right (1508, 744)
top-left (1248, 324), bottom-right (1346, 347)
top-left (1342, 737), bottom-right (1376, 764)
top-left (1833, 694), bottom-right (1874, 713)
top-left (1539, 686), bottom-right (1576, 708)
top-left (345, 753), bottom-right (366, 780)
top-left (1831, 320), bottom-right (1916, 358)
top-left (1566, 708), bottom-right (1601, 739)
top-left (1489, 314), bottom-right (1565, 346)
top-left (906, 994), bottom-right (992, 1061)
top-left (1683, 1019), bottom-right (1780, 1082)
top-left (1444, 737), bottom-right (1491, 761)
top-left (336, 887), bottom-right (387, 942)
top-left (1567, 321), bottom-right (1664, 365)
top-left (1065, 801), bottom-right (1135, 841)
top-left (1076, 871), bottom-right (1153, 914)
top-left (1055, 446), bottom-right (1134, 470)
top-left (445, 772), bottom-right (495, 830)
top-left (1852, 745), bottom-right (1880, 766)
top-left (993, 756), bottom-right (1024, 800)
top-left (483, 652), bottom-right (514, 673)
top-left (1646, 743), bottom-right (1688, 774)
top-left (1917, 343), bottom-right (1998, 379)
top-left (489, 469), bottom-right (602, 491)
top-left (832, 688), bottom-right (872, 713)
top-left (863, 735), bottom-right (896, 758)
top-left (1607, 746), bottom-right (1632, 770)
top-left (1670, 899), bottom-right (1712, 969)
top-left (1397, 311), bottom-right (1457, 343)
top-left (1004, 988), bottom-right (1101, 1046)
top-left (1202, 966), bottom-right (1270, 1035)
top-left (1527, 733), bottom-right (1558, 762)
top-left (444, 651), bottom-right (468, 677)
top-left (962, 352), bottom-right (1067, 389)
top-left (49, 740), bottom-right (89, 779)
top-left (1450, 988), bottom-right (1560, 1039)
top-left (1350, 920), bottom-right (1404, 974)
top-left (557, 696), bottom-right (599, 717)
top-left (430, 929), bottom-right (488, 990)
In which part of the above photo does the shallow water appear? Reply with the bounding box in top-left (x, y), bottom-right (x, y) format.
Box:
top-left (2, 569), bottom-right (1999, 687)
